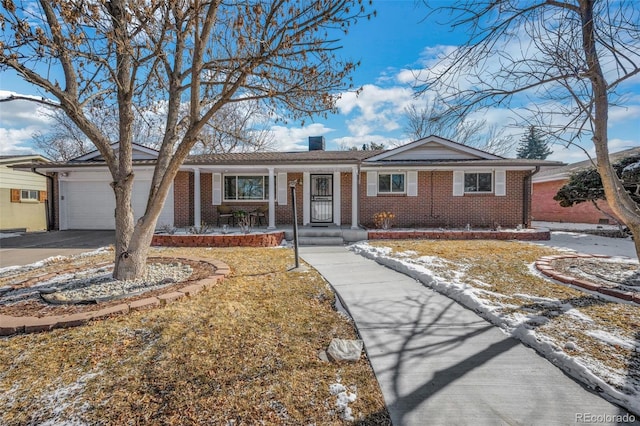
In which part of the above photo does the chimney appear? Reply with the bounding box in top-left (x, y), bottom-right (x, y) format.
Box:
top-left (308, 136), bottom-right (325, 151)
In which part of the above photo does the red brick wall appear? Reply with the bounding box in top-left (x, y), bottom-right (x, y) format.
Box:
top-left (173, 171), bottom-right (192, 227)
top-left (532, 180), bottom-right (620, 224)
top-left (340, 172), bottom-right (353, 226)
top-left (359, 171), bottom-right (530, 229)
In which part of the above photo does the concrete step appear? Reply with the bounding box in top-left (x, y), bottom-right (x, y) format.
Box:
top-left (297, 236), bottom-right (345, 246)
top-left (296, 229), bottom-right (343, 238)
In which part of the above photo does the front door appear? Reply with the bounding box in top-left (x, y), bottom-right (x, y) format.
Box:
top-left (310, 174), bottom-right (333, 224)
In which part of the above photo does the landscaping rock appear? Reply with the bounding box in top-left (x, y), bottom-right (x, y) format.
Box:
top-left (327, 338), bottom-right (363, 363)
top-left (317, 349), bottom-right (330, 363)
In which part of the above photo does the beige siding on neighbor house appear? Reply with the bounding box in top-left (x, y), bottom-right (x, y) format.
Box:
top-left (0, 163), bottom-right (47, 231)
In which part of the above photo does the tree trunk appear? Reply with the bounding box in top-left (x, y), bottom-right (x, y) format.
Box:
top-left (580, 0), bottom-right (640, 259)
top-left (113, 220), bottom-right (157, 281)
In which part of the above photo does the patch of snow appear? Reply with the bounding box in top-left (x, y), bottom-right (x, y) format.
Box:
top-left (35, 372), bottom-right (101, 426)
top-left (329, 382), bottom-right (357, 422)
top-left (0, 232), bottom-right (22, 239)
top-left (396, 250), bottom-right (418, 257)
top-left (0, 247), bottom-right (111, 275)
top-left (585, 330), bottom-right (640, 352)
top-left (623, 160), bottom-right (640, 173)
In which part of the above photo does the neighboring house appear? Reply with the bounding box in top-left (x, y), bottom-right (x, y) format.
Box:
top-left (532, 147), bottom-right (640, 224)
top-left (0, 155), bottom-right (50, 232)
top-left (27, 136), bottom-right (563, 231)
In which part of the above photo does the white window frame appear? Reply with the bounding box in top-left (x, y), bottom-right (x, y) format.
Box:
top-left (463, 172), bottom-right (493, 194)
top-left (377, 172), bottom-right (406, 194)
top-left (223, 175), bottom-right (273, 202)
top-left (21, 189), bottom-right (39, 201)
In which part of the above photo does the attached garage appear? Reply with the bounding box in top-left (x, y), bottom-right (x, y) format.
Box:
top-left (59, 171), bottom-right (174, 230)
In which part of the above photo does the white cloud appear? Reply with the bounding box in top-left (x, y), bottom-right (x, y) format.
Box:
top-left (0, 127), bottom-right (40, 155)
top-left (334, 84), bottom-right (414, 142)
top-left (609, 104), bottom-right (640, 123)
top-left (0, 94), bottom-right (54, 155)
top-left (333, 134), bottom-right (408, 150)
top-left (0, 95), bottom-right (53, 128)
top-left (267, 123), bottom-right (334, 151)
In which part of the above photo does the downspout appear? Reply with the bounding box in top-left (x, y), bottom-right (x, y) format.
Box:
top-left (523, 166), bottom-right (541, 228)
top-left (31, 166), bottom-right (55, 231)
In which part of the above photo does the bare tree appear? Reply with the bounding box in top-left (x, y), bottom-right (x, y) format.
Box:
top-left (192, 102), bottom-right (276, 154)
top-left (31, 102), bottom-right (166, 160)
top-left (32, 108), bottom-right (93, 161)
top-left (404, 99), bottom-right (516, 156)
top-left (1, 0), bottom-right (373, 279)
top-left (417, 0), bottom-right (640, 256)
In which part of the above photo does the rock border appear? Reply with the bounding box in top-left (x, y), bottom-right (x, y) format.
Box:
top-left (0, 257), bottom-right (231, 337)
top-left (535, 254), bottom-right (640, 305)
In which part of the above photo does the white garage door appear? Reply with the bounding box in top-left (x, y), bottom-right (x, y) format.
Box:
top-left (61, 177), bottom-right (174, 230)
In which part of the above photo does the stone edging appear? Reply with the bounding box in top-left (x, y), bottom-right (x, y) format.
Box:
top-left (535, 254), bottom-right (640, 305)
top-left (0, 257), bottom-right (231, 337)
top-left (152, 231), bottom-right (284, 247)
top-left (369, 228), bottom-right (550, 241)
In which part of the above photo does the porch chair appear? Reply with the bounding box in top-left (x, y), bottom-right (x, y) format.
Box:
top-left (249, 204), bottom-right (268, 226)
top-left (216, 205), bottom-right (234, 227)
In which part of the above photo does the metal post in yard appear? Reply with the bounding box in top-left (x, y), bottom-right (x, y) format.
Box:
top-left (290, 180), bottom-right (300, 269)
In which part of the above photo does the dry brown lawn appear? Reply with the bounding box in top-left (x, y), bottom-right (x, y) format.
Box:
top-left (0, 247), bottom-right (390, 425)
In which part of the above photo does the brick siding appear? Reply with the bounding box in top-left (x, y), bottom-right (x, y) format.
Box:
top-left (360, 171), bottom-right (530, 229)
top-left (532, 180), bottom-right (620, 224)
top-left (173, 171), bottom-right (192, 227)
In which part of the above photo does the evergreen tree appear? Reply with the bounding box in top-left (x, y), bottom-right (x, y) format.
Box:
top-left (516, 126), bottom-right (553, 159)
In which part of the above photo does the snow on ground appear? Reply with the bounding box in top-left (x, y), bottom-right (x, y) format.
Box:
top-left (0, 247), bottom-right (110, 275)
top-left (0, 232), bottom-right (22, 239)
top-left (349, 237), bottom-right (640, 417)
top-left (329, 382), bottom-right (358, 422)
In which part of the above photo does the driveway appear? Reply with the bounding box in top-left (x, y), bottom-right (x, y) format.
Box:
top-left (0, 230), bottom-right (115, 268)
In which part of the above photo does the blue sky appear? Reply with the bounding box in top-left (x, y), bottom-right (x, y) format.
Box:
top-left (1, 0), bottom-right (638, 163)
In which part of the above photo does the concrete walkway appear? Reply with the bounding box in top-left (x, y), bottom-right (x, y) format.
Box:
top-left (300, 246), bottom-right (639, 426)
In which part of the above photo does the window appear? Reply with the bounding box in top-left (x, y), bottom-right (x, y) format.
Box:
top-left (21, 190), bottom-right (39, 200)
top-left (464, 172), bottom-right (492, 193)
top-left (378, 173), bottom-right (405, 193)
top-left (224, 175), bottom-right (271, 201)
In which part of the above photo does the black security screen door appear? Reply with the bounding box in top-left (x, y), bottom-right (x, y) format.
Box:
top-left (310, 174), bottom-right (333, 223)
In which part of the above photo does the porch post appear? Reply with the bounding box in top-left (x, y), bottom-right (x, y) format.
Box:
top-left (268, 167), bottom-right (276, 229)
top-left (351, 166), bottom-right (358, 229)
top-left (303, 172), bottom-right (310, 225)
top-left (333, 171), bottom-right (341, 226)
top-left (193, 167), bottom-right (201, 227)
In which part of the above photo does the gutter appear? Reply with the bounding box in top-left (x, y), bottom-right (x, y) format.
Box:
top-left (524, 166), bottom-right (541, 227)
top-left (31, 166), bottom-right (55, 231)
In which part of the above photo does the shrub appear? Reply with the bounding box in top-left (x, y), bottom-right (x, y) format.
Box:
top-left (373, 211), bottom-right (395, 230)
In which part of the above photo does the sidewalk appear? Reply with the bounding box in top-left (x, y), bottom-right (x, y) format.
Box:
top-left (300, 246), bottom-right (639, 426)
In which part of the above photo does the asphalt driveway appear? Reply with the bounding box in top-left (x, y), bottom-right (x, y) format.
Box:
top-left (0, 230), bottom-right (115, 268)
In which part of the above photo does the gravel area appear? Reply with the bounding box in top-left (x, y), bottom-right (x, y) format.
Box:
top-left (1, 262), bottom-right (193, 306)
